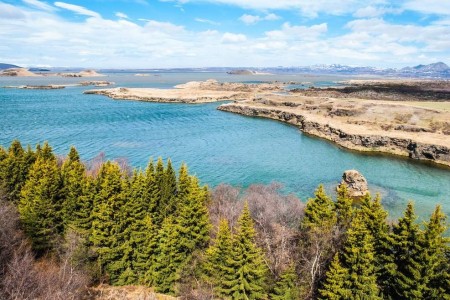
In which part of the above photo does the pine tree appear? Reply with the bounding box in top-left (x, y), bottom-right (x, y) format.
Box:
top-left (421, 205), bottom-right (450, 299)
top-left (203, 219), bottom-right (233, 296)
top-left (391, 202), bottom-right (425, 299)
top-left (341, 212), bottom-right (381, 299)
top-left (222, 203), bottom-right (268, 299)
top-left (318, 254), bottom-right (350, 300)
top-left (271, 264), bottom-right (300, 300)
top-left (61, 146), bottom-right (87, 229)
top-left (302, 185), bottom-right (336, 231)
top-left (335, 184), bottom-right (353, 229)
top-left (18, 155), bottom-right (64, 253)
top-left (359, 193), bottom-right (395, 297)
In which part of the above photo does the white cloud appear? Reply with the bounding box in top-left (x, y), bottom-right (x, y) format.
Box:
top-left (265, 22), bottom-right (327, 40)
top-left (0, 3), bottom-right (26, 19)
top-left (353, 6), bottom-right (402, 18)
top-left (239, 14), bottom-right (260, 25)
top-left (404, 0), bottom-right (450, 16)
top-left (195, 18), bottom-right (220, 25)
top-left (265, 13), bottom-right (280, 21)
top-left (54, 2), bottom-right (101, 18)
top-left (221, 32), bottom-right (247, 43)
top-left (23, 0), bottom-right (55, 11)
top-left (115, 12), bottom-right (129, 19)
top-left (239, 13), bottom-right (280, 25)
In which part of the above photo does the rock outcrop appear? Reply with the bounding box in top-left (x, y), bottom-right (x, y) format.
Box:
top-left (218, 103), bottom-right (450, 166)
top-left (338, 170), bottom-right (369, 198)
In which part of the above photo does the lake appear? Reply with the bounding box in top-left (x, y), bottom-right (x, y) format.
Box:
top-left (1, 72), bottom-right (449, 220)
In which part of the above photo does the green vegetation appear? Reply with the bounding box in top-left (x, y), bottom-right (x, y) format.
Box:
top-left (0, 139), bottom-right (449, 299)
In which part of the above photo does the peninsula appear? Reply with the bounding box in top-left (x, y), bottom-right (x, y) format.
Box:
top-left (86, 79), bottom-right (450, 166)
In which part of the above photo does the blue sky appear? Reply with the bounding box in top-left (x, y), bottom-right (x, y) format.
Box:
top-left (1, 0), bottom-right (449, 68)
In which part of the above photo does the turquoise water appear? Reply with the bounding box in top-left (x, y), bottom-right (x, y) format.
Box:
top-left (1, 73), bottom-right (449, 220)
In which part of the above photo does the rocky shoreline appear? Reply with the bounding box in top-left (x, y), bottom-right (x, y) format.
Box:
top-left (218, 103), bottom-right (450, 167)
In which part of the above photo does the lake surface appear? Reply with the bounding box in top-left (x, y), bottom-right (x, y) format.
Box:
top-left (1, 72), bottom-right (449, 220)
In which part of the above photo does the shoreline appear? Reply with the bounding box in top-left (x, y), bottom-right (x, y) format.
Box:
top-left (217, 103), bottom-right (450, 167)
top-left (84, 79), bottom-right (450, 167)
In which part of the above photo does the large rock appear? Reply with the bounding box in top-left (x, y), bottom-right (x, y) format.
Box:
top-left (339, 170), bottom-right (369, 198)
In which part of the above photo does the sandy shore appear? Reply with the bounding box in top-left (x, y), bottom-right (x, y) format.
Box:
top-left (84, 79), bottom-right (283, 103)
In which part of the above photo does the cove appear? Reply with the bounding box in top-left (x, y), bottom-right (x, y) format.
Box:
top-left (1, 73), bottom-right (449, 220)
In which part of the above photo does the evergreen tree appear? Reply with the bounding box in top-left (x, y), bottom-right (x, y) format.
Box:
top-left (177, 176), bottom-right (210, 252)
top-left (90, 162), bottom-right (126, 283)
top-left (132, 215), bottom-right (158, 285)
top-left (302, 185), bottom-right (336, 231)
top-left (0, 140), bottom-right (31, 203)
top-left (222, 203), bottom-right (268, 299)
top-left (318, 254), bottom-right (350, 300)
top-left (421, 205), bottom-right (450, 299)
top-left (335, 184), bottom-right (353, 229)
top-left (61, 146), bottom-right (87, 228)
top-left (145, 159), bottom-right (159, 215)
top-left (70, 175), bottom-right (95, 235)
top-left (203, 219), bottom-right (233, 296)
top-left (391, 202), bottom-right (425, 299)
top-left (271, 264), bottom-right (300, 300)
top-left (341, 212), bottom-right (381, 299)
top-left (177, 163), bottom-right (190, 200)
top-left (18, 155), bottom-right (64, 253)
top-left (152, 216), bottom-right (188, 295)
top-left (161, 159), bottom-right (177, 217)
top-left (359, 194), bottom-right (395, 297)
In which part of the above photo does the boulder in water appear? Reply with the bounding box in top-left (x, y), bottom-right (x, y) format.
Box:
top-left (338, 170), bottom-right (369, 199)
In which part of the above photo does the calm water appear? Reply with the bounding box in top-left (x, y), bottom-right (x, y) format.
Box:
top-left (1, 73), bottom-right (449, 220)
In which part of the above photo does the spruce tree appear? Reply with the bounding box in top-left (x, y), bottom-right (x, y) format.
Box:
top-left (222, 203), bottom-right (268, 299)
top-left (359, 193), bottom-right (395, 297)
top-left (0, 140), bottom-right (30, 203)
top-left (177, 163), bottom-right (190, 200)
top-left (341, 212), bottom-right (381, 299)
top-left (152, 216), bottom-right (188, 295)
top-left (18, 155), bottom-right (64, 253)
top-left (318, 254), bottom-right (350, 300)
top-left (61, 146), bottom-right (87, 229)
top-left (161, 159), bottom-right (177, 217)
top-left (132, 215), bottom-right (158, 285)
top-left (392, 202), bottom-right (425, 299)
top-left (203, 218), bottom-right (233, 296)
top-left (90, 161), bottom-right (126, 283)
top-left (176, 176), bottom-right (210, 252)
top-left (421, 205), bottom-right (450, 299)
top-left (271, 264), bottom-right (300, 300)
top-left (335, 184), bottom-right (353, 229)
top-left (302, 185), bottom-right (336, 230)
top-left (71, 175), bottom-right (95, 235)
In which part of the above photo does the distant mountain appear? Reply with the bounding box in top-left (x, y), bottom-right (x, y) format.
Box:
top-left (250, 62), bottom-right (450, 78)
top-left (0, 63), bottom-right (20, 70)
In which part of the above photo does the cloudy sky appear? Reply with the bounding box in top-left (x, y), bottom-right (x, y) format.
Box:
top-left (1, 0), bottom-right (449, 68)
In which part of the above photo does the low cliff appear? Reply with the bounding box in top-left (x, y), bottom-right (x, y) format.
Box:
top-left (218, 103), bottom-right (450, 166)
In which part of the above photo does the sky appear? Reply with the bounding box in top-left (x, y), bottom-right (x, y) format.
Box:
top-left (0, 0), bottom-right (449, 68)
